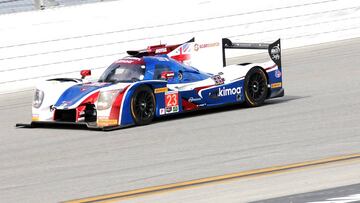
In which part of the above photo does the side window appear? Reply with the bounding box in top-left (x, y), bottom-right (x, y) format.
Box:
top-left (179, 69), bottom-right (210, 83)
top-left (153, 64), bottom-right (172, 80)
top-left (180, 71), bottom-right (199, 83)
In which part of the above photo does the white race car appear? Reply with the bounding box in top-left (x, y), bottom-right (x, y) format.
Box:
top-left (17, 37), bottom-right (284, 130)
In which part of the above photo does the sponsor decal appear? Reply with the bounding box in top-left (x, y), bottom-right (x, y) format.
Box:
top-left (275, 69), bottom-right (282, 78)
top-left (271, 82), bottom-right (282, 88)
top-left (159, 108), bottom-right (165, 115)
top-left (32, 114), bottom-right (39, 121)
top-left (194, 42), bottom-right (220, 51)
top-left (154, 87), bottom-right (168, 94)
top-left (270, 44), bottom-right (281, 61)
top-left (155, 47), bottom-right (167, 54)
top-left (97, 117), bottom-right (118, 127)
top-left (165, 106), bottom-right (179, 114)
top-left (188, 97), bottom-right (202, 102)
top-left (165, 91), bottom-right (179, 114)
top-left (194, 44), bottom-right (200, 51)
top-left (115, 57), bottom-right (143, 64)
top-left (165, 106), bottom-right (171, 113)
top-left (82, 82), bottom-right (107, 87)
top-left (209, 91), bottom-right (219, 99)
top-left (161, 71), bottom-right (174, 79)
top-left (211, 75), bottom-right (225, 85)
top-left (218, 86), bottom-right (242, 97)
top-left (236, 94), bottom-right (242, 101)
top-left (59, 101), bottom-right (71, 108)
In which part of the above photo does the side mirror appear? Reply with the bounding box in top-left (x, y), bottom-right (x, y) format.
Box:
top-left (160, 71), bottom-right (175, 80)
top-left (80, 70), bottom-right (91, 79)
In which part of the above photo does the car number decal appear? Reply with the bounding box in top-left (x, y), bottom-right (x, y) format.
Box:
top-left (165, 92), bottom-right (179, 114)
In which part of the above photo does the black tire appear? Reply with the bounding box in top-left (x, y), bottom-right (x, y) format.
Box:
top-left (244, 67), bottom-right (268, 107)
top-left (130, 85), bottom-right (156, 125)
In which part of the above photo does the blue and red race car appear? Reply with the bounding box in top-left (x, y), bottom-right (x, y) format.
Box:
top-left (17, 37), bottom-right (284, 130)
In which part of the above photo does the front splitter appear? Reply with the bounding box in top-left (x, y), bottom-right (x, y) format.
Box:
top-left (15, 121), bottom-right (131, 131)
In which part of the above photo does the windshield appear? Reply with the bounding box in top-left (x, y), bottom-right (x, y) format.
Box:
top-left (99, 63), bottom-right (145, 83)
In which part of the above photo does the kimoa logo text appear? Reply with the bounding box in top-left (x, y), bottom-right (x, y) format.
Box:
top-left (218, 86), bottom-right (242, 96)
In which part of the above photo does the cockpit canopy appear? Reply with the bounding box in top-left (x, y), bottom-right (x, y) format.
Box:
top-left (99, 56), bottom-right (211, 84)
top-left (99, 63), bottom-right (145, 83)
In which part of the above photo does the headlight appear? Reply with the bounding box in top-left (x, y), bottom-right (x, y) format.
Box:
top-left (33, 89), bottom-right (44, 108)
top-left (97, 90), bottom-right (121, 110)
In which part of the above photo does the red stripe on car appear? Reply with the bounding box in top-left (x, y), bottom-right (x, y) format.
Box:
top-left (182, 99), bottom-right (198, 111)
top-left (109, 87), bottom-right (129, 120)
top-left (76, 91), bottom-right (100, 121)
top-left (265, 64), bottom-right (277, 70)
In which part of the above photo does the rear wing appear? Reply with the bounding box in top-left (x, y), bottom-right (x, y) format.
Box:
top-left (222, 38), bottom-right (282, 68)
top-left (126, 37), bottom-right (281, 74)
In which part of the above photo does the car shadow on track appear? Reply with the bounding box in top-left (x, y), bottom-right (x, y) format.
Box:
top-left (264, 95), bottom-right (306, 105)
top-left (153, 95), bottom-right (305, 123)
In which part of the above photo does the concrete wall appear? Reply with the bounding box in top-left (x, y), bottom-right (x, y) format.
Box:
top-left (1, 0), bottom-right (360, 94)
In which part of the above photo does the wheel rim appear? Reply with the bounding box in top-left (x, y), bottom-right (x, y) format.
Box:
top-left (247, 72), bottom-right (266, 101)
top-left (134, 91), bottom-right (154, 121)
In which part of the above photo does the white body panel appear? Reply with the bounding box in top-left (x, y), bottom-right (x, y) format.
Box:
top-left (167, 37), bottom-right (223, 74)
top-left (168, 60), bottom-right (276, 91)
top-left (96, 82), bottom-right (130, 125)
top-left (32, 80), bottom-right (81, 121)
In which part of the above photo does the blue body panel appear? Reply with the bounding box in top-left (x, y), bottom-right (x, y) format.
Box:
top-left (198, 80), bottom-right (245, 106)
top-left (143, 56), bottom-right (211, 83)
top-left (119, 80), bottom-right (167, 126)
top-left (268, 65), bottom-right (284, 97)
top-left (54, 83), bottom-right (112, 108)
top-left (114, 57), bottom-right (282, 127)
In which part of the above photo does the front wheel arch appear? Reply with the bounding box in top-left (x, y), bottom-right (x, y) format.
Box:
top-left (130, 85), bottom-right (156, 125)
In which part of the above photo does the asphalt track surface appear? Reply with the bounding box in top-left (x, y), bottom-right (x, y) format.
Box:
top-left (0, 38), bottom-right (360, 202)
top-left (98, 155), bottom-right (360, 203)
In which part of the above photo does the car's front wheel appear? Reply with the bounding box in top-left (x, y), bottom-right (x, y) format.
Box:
top-left (130, 85), bottom-right (156, 125)
top-left (244, 67), bottom-right (268, 107)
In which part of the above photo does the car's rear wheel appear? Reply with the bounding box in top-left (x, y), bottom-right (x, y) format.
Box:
top-left (130, 85), bottom-right (156, 125)
top-left (244, 67), bottom-right (268, 107)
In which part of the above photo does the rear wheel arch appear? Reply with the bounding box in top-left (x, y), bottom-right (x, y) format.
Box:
top-left (244, 66), bottom-right (269, 107)
top-left (251, 66), bottom-right (270, 98)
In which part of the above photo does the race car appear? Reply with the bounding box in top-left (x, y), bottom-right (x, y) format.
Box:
top-left (16, 37), bottom-right (284, 130)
